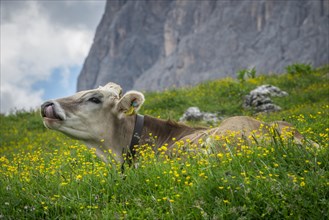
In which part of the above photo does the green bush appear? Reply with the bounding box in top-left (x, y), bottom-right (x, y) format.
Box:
top-left (285, 63), bottom-right (313, 76)
top-left (237, 67), bottom-right (257, 83)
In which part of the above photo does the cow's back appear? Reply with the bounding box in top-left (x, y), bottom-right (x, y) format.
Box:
top-left (214, 116), bottom-right (262, 135)
top-left (183, 116), bottom-right (306, 143)
top-left (179, 116), bottom-right (263, 145)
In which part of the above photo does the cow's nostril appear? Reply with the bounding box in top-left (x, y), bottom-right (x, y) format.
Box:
top-left (41, 101), bottom-right (54, 117)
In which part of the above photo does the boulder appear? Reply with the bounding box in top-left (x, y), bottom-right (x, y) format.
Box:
top-left (180, 107), bottom-right (219, 123)
top-left (244, 85), bottom-right (288, 113)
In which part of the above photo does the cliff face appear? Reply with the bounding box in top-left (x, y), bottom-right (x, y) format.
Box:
top-left (77, 0), bottom-right (329, 92)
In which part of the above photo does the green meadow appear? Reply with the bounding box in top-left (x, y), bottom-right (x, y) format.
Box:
top-left (1, 64), bottom-right (328, 219)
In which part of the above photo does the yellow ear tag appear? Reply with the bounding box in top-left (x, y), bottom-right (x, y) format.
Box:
top-left (125, 106), bottom-right (135, 116)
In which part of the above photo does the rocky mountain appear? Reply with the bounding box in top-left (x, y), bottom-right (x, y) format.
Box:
top-left (77, 0), bottom-right (329, 92)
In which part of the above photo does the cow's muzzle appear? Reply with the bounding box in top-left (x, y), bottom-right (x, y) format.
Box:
top-left (41, 101), bottom-right (65, 121)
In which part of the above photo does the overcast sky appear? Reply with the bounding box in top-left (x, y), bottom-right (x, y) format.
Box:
top-left (0, 0), bottom-right (106, 114)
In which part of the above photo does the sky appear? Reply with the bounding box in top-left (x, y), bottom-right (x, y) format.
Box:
top-left (0, 0), bottom-right (106, 114)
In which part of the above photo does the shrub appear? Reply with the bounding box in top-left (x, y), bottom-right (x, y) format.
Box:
top-left (285, 63), bottom-right (313, 76)
top-left (237, 67), bottom-right (257, 83)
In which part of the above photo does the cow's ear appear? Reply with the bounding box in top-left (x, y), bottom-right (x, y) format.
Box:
top-left (115, 91), bottom-right (145, 118)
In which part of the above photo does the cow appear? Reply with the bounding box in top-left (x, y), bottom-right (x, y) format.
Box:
top-left (41, 82), bottom-right (310, 164)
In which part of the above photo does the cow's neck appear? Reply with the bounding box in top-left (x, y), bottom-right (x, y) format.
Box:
top-left (139, 115), bottom-right (204, 150)
top-left (84, 115), bottom-right (135, 163)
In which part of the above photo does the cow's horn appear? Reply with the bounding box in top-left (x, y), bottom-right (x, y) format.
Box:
top-left (103, 82), bottom-right (123, 97)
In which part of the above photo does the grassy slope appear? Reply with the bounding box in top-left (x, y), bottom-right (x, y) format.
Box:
top-left (0, 65), bottom-right (328, 219)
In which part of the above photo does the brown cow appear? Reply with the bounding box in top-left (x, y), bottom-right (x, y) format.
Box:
top-left (41, 82), bottom-right (310, 163)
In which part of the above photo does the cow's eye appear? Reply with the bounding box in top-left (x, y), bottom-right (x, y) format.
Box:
top-left (88, 97), bottom-right (101, 104)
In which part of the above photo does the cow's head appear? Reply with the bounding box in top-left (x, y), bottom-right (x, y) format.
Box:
top-left (41, 82), bottom-right (145, 160)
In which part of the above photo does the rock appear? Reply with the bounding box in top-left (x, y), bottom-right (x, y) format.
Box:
top-left (180, 107), bottom-right (203, 121)
top-left (180, 107), bottom-right (219, 123)
top-left (77, 0), bottom-right (329, 92)
top-left (249, 85), bottom-right (288, 97)
top-left (244, 85), bottom-right (288, 113)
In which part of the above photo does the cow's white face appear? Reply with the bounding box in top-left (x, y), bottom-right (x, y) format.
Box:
top-left (41, 82), bottom-right (144, 144)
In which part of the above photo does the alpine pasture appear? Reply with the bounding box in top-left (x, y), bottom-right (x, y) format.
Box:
top-left (1, 64), bottom-right (328, 219)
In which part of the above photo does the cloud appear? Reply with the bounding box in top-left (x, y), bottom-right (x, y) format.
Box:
top-left (1, 0), bottom-right (104, 30)
top-left (0, 1), bottom-right (105, 114)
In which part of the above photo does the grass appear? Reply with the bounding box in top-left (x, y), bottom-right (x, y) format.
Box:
top-left (0, 64), bottom-right (328, 219)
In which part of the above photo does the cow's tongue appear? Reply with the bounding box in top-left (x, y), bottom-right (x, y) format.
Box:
top-left (44, 105), bottom-right (56, 119)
